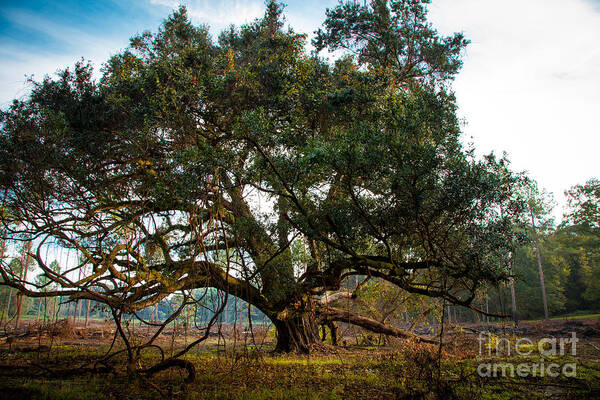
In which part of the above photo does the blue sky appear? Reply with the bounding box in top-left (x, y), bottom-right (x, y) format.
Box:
top-left (1, 0), bottom-right (599, 219)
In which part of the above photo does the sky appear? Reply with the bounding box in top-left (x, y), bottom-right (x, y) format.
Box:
top-left (1, 0), bottom-right (599, 221)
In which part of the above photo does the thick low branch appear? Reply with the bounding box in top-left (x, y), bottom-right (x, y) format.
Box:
top-left (319, 306), bottom-right (437, 344)
top-left (0, 256), bottom-right (270, 316)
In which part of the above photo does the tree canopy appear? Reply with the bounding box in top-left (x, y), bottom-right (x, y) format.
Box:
top-left (0, 0), bottom-right (525, 352)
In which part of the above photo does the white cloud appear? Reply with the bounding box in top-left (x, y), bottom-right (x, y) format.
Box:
top-left (0, 49), bottom-right (122, 109)
top-left (428, 0), bottom-right (600, 218)
top-left (149, 0), bottom-right (264, 27)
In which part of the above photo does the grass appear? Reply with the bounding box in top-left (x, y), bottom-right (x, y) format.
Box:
top-left (550, 312), bottom-right (600, 320)
top-left (265, 357), bottom-right (345, 366)
top-left (1, 336), bottom-right (599, 399)
top-left (525, 311), bottom-right (600, 322)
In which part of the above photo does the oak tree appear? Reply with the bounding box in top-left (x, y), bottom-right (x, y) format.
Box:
top-left (0, 1), bottom-right (523, 353)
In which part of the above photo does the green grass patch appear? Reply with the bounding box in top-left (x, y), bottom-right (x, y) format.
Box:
top-left (526, 312), bottom-right (600, 321)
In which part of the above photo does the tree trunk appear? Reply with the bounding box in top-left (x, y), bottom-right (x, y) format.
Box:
top-left (273, 312), bottom-right (321, 353)
top-left (85, 299), bottom-right (90, 328)
top-left (3, 288), bottom-right (13, 325)
top-left (319, 321), bottom-right (338, 345)
top-left (269, 295), bottom-right (439, 352)
top-left (485, 294), bottom-right (489, 324)
top-left (15, 242), bottom-right (32, 329)
top-left (15, 294), bottom-right (25, 328)
top-left (509, 253), bottom-right (518, 325)
top-left (14, 293), bottom-right (25, 328)
top-left (328, 321), bottom-right (338, 346)
top-left (530, 210), bottom-right (549, 320)
top-left (74, 300), bottom-right (80, 323)
top-left (0, 239), bottom-right (7, 325)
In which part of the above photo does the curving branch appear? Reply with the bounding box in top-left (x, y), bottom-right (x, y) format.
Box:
top-left (318, 306), bottom-right (437, 344)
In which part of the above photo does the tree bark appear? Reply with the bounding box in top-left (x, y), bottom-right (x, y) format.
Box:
top-left (273, 312), bottom-right (321, 353)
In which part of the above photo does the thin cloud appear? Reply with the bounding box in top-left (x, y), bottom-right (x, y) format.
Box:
top-left (0, 5), bottom-right (140, 107)
top-left (2, 7), bottom-right (126, 53)
top-left (149, 0), bottom-right (264, 27)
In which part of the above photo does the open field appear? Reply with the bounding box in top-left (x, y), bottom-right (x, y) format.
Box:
top-left (1, 318), bottom-right (599, 399)
top-left (527, 313), bottom-right (600, 322)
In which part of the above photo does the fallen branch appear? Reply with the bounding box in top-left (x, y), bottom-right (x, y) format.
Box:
top-left (320, 306), bottom-right (438, 345)
top-left (141, 358), bottom-right (196, 383)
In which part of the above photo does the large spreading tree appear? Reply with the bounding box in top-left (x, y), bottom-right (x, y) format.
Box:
top-left (0, 0), bottom-right (524, 353)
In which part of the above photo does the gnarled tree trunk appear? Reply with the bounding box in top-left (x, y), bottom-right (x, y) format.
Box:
top-left (268, 294), bottom-right (436, 353)
top-left (273, 312), bottom-right (321, 353)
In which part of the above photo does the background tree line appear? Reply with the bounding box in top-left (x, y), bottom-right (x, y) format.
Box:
top-left (463, 177), bottom-right (600, 321)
